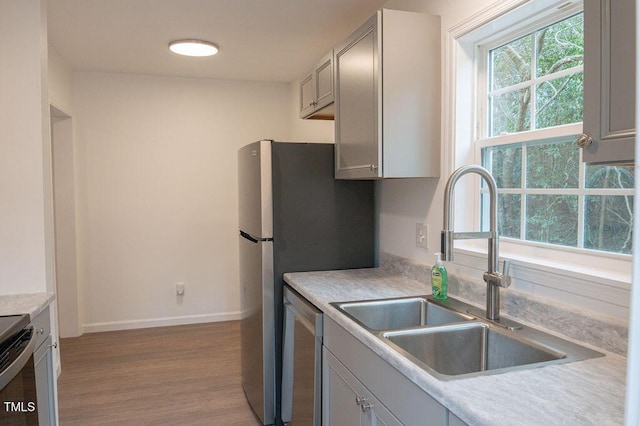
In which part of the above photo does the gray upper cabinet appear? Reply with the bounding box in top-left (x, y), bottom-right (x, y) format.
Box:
top-left (299, 51), bottom-right (335, 120)
top-left (581, 0), bottom-right (635, 164)
top-left (334, 9), bottom-right (440, 179)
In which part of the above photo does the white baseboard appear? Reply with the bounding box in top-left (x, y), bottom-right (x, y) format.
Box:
top-left (82, 311), bottom-right (244, 334)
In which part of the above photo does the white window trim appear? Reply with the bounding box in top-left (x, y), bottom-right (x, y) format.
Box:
top-left (477, 122), bottom-right (582, 147)
top-left (445, 0), bottom-right (630, 320)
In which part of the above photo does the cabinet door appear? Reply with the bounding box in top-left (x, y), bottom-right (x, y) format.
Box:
top-left (300, 51), bottom-right (334, 119)
top-left (323, 348), bottom-right (364, 425)
top-left (323, 347), bottom-right (402, 426)
top-left (335, 13), bottom-right (381, 179)
top-left (34, 336), bottom-right (56, 426)
top-left (364, 391), bottom-right (402, 426)
top-left (300, 72), bottom-right (316, 118)
top-left (582, 0), bottom-right (635, 164)
top-left (314, 52), bottom-right (334, 111)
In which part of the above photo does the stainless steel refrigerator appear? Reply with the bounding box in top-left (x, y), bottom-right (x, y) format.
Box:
top-left (238, 140), bottom-right (376, 425)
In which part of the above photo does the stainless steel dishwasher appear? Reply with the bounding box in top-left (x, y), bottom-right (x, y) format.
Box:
top-left (281, 285), bottom-right (323, 426)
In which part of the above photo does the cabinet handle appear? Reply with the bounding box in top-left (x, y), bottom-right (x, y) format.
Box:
top-left (370, 164), bottom-right (378, 171)
top-left (36, 328), bottom-right (44, 335)
top-left (576, 134), bottom-right (593, 148)
top-left (308, 100), bottom-right (317, 107)
top-left (49, 342), bottom-right (58, 349)
top-left (356, 395), bottom-right (372, 411)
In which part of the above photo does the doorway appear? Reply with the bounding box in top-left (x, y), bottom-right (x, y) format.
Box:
top-left (50, 105), bottom-right (81, 339)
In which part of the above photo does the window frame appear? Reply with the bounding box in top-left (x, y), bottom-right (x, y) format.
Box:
top-left (472, 3), bottom-right (633, 259)
top-left (445, 0), bottom-right (631, 319)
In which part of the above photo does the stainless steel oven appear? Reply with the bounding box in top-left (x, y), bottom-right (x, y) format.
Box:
top-left (0, 314), bottom-right (38, 425)
top-left (281, 286), bottom-right (323, 426)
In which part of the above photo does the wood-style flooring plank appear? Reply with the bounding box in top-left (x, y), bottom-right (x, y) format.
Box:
top-left (57, 321), bottom-right (261, 425)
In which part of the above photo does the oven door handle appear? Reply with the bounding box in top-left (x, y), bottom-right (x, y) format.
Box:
top-left (0, 328), bottom-right (37, 390)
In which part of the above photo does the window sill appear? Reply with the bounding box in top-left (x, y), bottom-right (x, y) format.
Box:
top-left (450, 242), bottom-right (630, 319)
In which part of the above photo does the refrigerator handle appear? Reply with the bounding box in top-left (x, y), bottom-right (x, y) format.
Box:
top-left (239, 230), bottom-right (273, 243)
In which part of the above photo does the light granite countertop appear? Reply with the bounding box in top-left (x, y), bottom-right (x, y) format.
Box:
top-left (0, 293), bottom-right (54, 320)
top-left (284, 268), bottom-right (626, 426)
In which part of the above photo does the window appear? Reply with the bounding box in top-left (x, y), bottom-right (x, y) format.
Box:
top-left (477, 10), bottom-right (634, 255)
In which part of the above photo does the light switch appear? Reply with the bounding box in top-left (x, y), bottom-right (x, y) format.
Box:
top-left (416, 223), bottom-right (429, 249)
top-left (176, 282), bottom-right (185, 296)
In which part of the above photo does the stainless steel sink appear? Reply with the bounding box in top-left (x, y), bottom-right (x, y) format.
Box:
top-left (332, 295), bottom-right (603, 380)
top-left (331, 296), bottom-right (472, 331)
top-left (384, 322), bottom-right (569, 379)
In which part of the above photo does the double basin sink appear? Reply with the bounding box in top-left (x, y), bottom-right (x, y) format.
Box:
top-left (331, 295), bottom-right (603, 380)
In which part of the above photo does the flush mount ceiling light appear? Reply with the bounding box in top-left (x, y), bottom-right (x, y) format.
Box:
top-left (168, 39), bottom-right (219, 57)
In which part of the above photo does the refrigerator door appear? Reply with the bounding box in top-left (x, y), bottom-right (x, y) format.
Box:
top-left (238, 140), bottom-right (273, 239)
top-left (239, 233), bottom-right (274, 424)
top-left (238, 140), bottom-right (275, 425)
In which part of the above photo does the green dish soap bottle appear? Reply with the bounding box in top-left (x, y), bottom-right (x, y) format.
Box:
top-left (431, 253), bottom-right (448, 300)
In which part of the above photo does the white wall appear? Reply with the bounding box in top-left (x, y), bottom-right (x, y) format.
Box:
top-left (63, 0), bottom-right (494, 333)
top-left (48, 45), bottom-right (74, 114)
top-left (73, 72), bottom-right (291, 331)
top-left (0, 0), bottom-right (51, 294)
top-left (377, 0), bottom-right (498, 265)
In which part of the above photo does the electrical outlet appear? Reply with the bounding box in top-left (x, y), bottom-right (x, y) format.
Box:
top-left (416, 223), bottom-right (429, 249)
top-left (176, 282), bottom-right (185, 296)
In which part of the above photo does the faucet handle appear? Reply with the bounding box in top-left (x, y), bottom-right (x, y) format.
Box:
top-left (501, 259), bottom-right (511, 288)
top-left (483, 260), bottom-right (513, 288)
top-left (502, 259), bottom-right (510, 276)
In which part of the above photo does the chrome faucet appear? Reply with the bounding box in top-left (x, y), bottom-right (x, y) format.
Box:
top-left (441, 165), bottom-right (511, 321)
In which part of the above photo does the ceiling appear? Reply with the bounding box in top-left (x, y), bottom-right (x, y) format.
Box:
top-left (47, 0), bottom-right (388, 83)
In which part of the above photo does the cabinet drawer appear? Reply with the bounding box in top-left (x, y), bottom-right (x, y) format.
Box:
top-left (30, 306), bottom-right (51, 349)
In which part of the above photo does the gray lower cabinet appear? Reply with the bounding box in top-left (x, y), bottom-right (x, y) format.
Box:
top-left (581, 0), bottom-right (635, 164)
top-left (334, 9), bottom-right (440, 179)
top-left (34, 335), bottom-right (55, 426)
top-left (31, 306), bottom-right (57, 426)
top-left (323, 317), bottom-right (456, 426)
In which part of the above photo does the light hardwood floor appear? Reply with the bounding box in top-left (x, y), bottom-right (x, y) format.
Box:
top-left (57, 321), bottom-right (261, 425)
